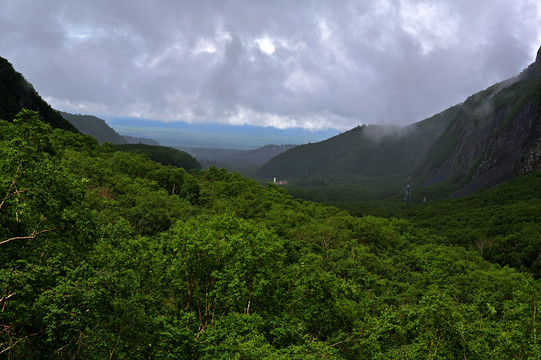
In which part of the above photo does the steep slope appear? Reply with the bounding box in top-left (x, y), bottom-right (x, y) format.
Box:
top-left (258, 46), bottom-right (541, 199)
top-left (0, 56), bottom-right (78, 132)
top-left (415, 46), bottom-right (541, 196)
top-left (60, 111), bottom-right (128, 144)
top-left (256, 105), bottom-right (457, 180)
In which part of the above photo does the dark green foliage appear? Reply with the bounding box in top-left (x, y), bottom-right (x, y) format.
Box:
top-left (414, 71), bottom-right (541, 196)
top-left (402, 170), bottom-right (541, 278)
top-left (497, 75), bottom-right (541, 130)
top-left (256, 105), bottom-right (456, 180)
top-left (116, 143), bottom-right (201, 171)
top-left (2, 110), bottom-right (541, 359)
top-left (0, 57), bottom-right (78, 132)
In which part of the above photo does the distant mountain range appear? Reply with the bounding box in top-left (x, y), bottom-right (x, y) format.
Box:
top-left (122, 135), bottom-right (160, 145)
top-left (257, 112), bottom-right (452, 179)
top-left (257, 46), bottom-right (541, 197)
top-left (178, 144), bottom-right (296, 175)
top-left (107, 117), bottom-right (338, 150)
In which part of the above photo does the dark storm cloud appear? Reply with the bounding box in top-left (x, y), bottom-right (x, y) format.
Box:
top-left (1, 0), bottom-right (540, 130)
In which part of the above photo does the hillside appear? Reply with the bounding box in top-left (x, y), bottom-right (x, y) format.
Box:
top-left (257, 46), bottom-right (541, 198)
top-left (213, 144), bottom-right (296, 169)
top-left (403, 170), bottom-right (541, 279)
top-left (1, 55), bottom-right (540, 358)
top-left (60, 111), bottom-right (128, 144)
top-left (416, 50), bottom-right (541, 196)
top-left (1, 109), bottom-right (540, 358)
top-left (257, 107), bottom-right (455, 180)
top-left (0, 57), bottom-right (78, 132)
top-left (115, 143), bottom-right (201, 171)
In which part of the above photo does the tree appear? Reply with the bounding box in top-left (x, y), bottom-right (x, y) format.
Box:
top-left (0, 109), bottom-right (83, 247)
top-left (0, 110), bottom-right (88, 357)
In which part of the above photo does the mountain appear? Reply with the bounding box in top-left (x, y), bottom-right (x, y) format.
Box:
top-left (256, 106), bottom-right (457, 179)
top-left (60, 111), bottom-right (128, 144)
top-left (184, 144), bottom-right (296, 174)
top-left (257, 46), bottom-right (541, 198)
top-left (0, 57), bottom-right (78, 132)
top-left (416, 46), bottom-right (541, 196)
top-left (215, 144), bottom-right (296, 169)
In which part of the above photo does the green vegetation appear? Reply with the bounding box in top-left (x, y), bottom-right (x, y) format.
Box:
top-left (496, 75), bottom-right (541, 131)
top-left (256, 105), bottom-right (457, 181)
top-left (401, 171), bottom-right (541, 279)
top-left (284, 168), bottom-right (541, 280)
top-left (60, 111), bottom-right (128, 144)
top-left (115, 143), bottom-right (201, 171)
top-left (283, 174), bottom-right (407, 217)
top-left (1, 110), bottom-right (540, 359)
top-left (256, 63), bottom-right (541, 200)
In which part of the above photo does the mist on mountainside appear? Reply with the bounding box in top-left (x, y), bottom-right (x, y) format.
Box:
top-left (257, 45), bottom-right (541, 200)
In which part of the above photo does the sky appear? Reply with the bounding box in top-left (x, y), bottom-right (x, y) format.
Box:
top-left (1, 0), bottom-right (541, 136)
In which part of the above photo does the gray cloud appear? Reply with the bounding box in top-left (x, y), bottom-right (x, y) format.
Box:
top-left (1, 0), bottom-right (540, 130)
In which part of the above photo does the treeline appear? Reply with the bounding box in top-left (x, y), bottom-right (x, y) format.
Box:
top-left (1, 110), bottom-right (540, 359)
top-left (115, 143), bottom-right (201, 171)
top-left (403, 172), bottom-right (541, 279)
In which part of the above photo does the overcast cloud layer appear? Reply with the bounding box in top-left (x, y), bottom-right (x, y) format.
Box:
top-left (1, 0), bottom-right (541, 131)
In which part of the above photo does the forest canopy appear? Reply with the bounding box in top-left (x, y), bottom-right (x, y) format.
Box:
top-left (1, 110), bottom-right (540, 359)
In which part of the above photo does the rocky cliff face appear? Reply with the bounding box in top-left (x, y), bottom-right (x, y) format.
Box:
top-left (416, 46), bottom-right (541, 196)
top-left (455, 99), bottom-right (540, 196)
top-left (513, 100), bottom-right (541, 176)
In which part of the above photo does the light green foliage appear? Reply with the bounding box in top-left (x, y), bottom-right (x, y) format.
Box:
top-left (0, 110), bottom-right (94, 358)
top-left (1, 110), bottom-right (540, 359)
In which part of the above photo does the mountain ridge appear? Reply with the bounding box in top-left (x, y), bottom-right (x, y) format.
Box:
top-left (258, 45), bottom-right (541, 198)
top-left (60, 111), bottom-right (128, 144)
top-left (417, 49), bottom-right (541, 196)
top-left (0, 57), bottom-right (78, 132)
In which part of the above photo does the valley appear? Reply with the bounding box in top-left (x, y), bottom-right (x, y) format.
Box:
top-left (1, 46), bottom-right (541, 358)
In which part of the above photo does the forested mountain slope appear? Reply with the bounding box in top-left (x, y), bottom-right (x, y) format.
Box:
top-left (0, 57), bottom-right (78, 132)
top-left (60, 111), bottom-right (128, 144)
top-left (258, 46), bottom-right (541, 198)
top-left (1, 109), bottom-right (540, 359)
top-left (256, 106), bottom-right (455, 179)
top-left (403, 169), bottom-right (541, 278)
top-left (416, 47), bottom-right (541, 196)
